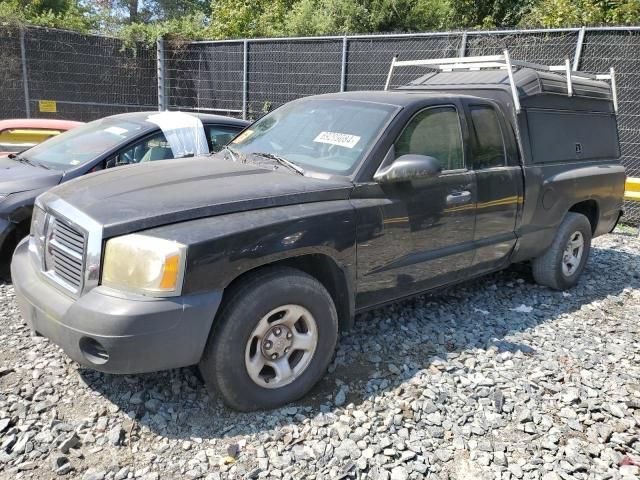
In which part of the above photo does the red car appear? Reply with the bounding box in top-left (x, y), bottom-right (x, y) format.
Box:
top-left (0, 119), bottom-right (84, 156)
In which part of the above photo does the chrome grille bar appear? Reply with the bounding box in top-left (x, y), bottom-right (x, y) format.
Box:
top-left (44, 217), bottom-right (86, 292)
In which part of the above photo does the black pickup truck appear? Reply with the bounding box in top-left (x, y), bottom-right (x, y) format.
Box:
top-left (12, 60), bottom-right (625, 411)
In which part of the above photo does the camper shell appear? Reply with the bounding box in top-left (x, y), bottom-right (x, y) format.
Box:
top-left (387, 51), bottom-right (620, 165)
top-left (397, 67), bottom-right (620, 167)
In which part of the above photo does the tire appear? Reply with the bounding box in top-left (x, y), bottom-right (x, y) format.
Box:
top-left (532, 212), bottom-right (592, 290)
top-left (199, 266), bottom-right (338, 411)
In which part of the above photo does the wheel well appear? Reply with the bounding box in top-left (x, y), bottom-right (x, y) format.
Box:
top-left (0, 218), bottom-right (30, 265)
top-left (569, 200), bottom-right (598, 234)
top-left (222, 254), bottom-right (354, 331)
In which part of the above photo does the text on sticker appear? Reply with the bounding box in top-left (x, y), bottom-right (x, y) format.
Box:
top-left (314, 132), bottom-right (361, 149)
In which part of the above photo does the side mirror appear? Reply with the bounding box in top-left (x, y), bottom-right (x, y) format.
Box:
top-left (374, 154), bottom-right (442, 183)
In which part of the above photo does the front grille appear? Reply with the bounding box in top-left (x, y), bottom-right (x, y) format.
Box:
top-left (45, 217), bottom-right (86, 291)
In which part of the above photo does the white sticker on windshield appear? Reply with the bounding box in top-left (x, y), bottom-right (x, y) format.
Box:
top-left (313, 131), bottom-right (360, 149)
top-left (104, 126), bottom-right (128, 136)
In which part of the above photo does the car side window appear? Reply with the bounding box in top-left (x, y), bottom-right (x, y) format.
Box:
top-left (394, 106), bottom-right (464, 171)
top-left (469, 105), bottom-right (506, 169)
top-left (113, 132), bottom-right (173, 167)
top-left (206, 125), bottom-right (243, 153)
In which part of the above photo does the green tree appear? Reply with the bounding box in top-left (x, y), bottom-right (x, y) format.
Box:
top-left (156, 0), bottom-right (210, 19)
top-left (284, 0), bottom-right (452, 36)
top-left (522, 0), bottom-right (640, 27)
top-left (208, 0), bottom-right (293, 38)
top-left (449, 0), bottom-right (535, 28)
top-left (0, 0), bottom-right (99, 31)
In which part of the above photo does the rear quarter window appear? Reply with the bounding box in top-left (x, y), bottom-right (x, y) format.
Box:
top-left (469, 105), bottom-right (506, 169)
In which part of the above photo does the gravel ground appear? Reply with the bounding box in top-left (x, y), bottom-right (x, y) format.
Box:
top-left (1, 232), bottom-right (639, 480)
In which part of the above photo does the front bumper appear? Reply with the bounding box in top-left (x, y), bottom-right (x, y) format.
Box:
top-left (11, 238), bottom-right (223, 374)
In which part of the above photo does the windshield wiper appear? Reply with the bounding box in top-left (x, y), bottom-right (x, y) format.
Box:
top-left (11, 155), bottom-right (50, 170)
top-left (252, 152), bottom-right (305, 176)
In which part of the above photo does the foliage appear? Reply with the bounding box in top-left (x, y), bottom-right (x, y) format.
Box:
top-left (208, 0), bottom-right (293, 38)
top-left (283, 0), bottom-right (453, 36)
top-left (0, 0), bottom-right (99, 31)
top-left (522, 0), bottom-right (640, 27)
top-left (91, 0), bottom-right (210, 23)
top-left (449, 0), bottom-right (536, 28)
top-left (0, 0), bottom-right (639, 42)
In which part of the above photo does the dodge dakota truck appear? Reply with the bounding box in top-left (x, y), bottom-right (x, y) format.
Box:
top-left (11, 55), bottom-right (625, 411)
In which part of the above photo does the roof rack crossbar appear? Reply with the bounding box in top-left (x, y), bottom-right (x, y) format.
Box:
top-left (384, 49), bottom-right (618, 113)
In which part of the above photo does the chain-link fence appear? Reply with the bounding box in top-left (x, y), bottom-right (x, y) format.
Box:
top-left (0, 26), bottom-right (157, 122)
top-left (0, 26), bottom-right (27, 119)
top-left (1, 25), bottom-right (639, 222)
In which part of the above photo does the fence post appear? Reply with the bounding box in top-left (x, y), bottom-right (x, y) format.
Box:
top-left (242, 40), bottom-right (248, 120)
top-left (459, 31), bottom-right (468, 58)
top-left (156, 37), bottom-right (167, 111)
top-left (340, 35), bottom-right (348, 92)
top-left (572, 26), bottom-right (586, 71)
top-left (19, 27), bottom-right (31, 118)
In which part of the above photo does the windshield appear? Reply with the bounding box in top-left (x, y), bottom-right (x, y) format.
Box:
top-left (231, 98), bottom-right (398, 176)
top-left (23, 117), bottom-right (149, 169)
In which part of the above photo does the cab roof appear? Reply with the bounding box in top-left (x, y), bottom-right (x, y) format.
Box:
top-left (103, 111), bottom-right (249, 128)
top-left (297, 90), bottom-right (473, 108)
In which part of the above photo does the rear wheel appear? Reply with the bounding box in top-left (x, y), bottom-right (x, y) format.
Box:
top-left (199, 267), bottom-right (338, 411)
top-left (532, 212), bottom-right (592, 290)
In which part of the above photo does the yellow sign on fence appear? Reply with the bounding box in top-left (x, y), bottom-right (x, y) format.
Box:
top-left (38, 100), bottom-right (57, 113)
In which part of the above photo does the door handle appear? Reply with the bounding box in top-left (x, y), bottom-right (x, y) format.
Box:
top-left (446, 191), bottom-right (472, 206)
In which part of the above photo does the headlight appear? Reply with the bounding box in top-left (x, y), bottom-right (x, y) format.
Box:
top-left (31, 205), bottom-right (47, 238)
top-left (102, 234), bottom-right (186, 296)
top-left (29, 205), bottom-right (47, 261)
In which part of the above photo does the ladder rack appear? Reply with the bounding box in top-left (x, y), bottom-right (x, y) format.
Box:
top-left (384, 49), bottom-right (618, 113)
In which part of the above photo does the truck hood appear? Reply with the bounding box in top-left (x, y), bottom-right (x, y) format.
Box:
top-left (0, 156), bottom-right (62, 193)
top-left (45, 156), bottom-right (353, 237)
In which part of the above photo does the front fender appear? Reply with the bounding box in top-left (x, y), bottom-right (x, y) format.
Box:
top-left (140, 201), bottom-right (357, 297)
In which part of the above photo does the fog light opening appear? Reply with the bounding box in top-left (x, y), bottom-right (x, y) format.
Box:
top-left (79, 337), bottom-right (109, 365)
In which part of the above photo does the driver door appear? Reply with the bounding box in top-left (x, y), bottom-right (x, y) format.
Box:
top-left (355, 104), bottom-right (477, 308)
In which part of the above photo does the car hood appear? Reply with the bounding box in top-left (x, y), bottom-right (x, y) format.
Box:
top-left (0, 156), bottom-right (63, 193)
top-left (44, 156), bottom-right (353, 237)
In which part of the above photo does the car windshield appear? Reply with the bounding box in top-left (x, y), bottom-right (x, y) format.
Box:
top-left (22, 117), bottom-right (148, 170)
top-left (231, 98), bottom-right (398, 176)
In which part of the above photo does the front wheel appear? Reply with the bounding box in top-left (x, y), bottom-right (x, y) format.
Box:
top-left (532, 212), bottom-right (592, 290)
top-left (199, 267), bottom-right (338, 411)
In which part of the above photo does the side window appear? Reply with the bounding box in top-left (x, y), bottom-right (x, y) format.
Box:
top-left (394, 106), bottom-right (464, 171)
top-left (114, 132), bottom-right (173, 167)
top-left (206, 125), bottom-right (243, 153)
top-left (469, 105), bottom-right (506, 169)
